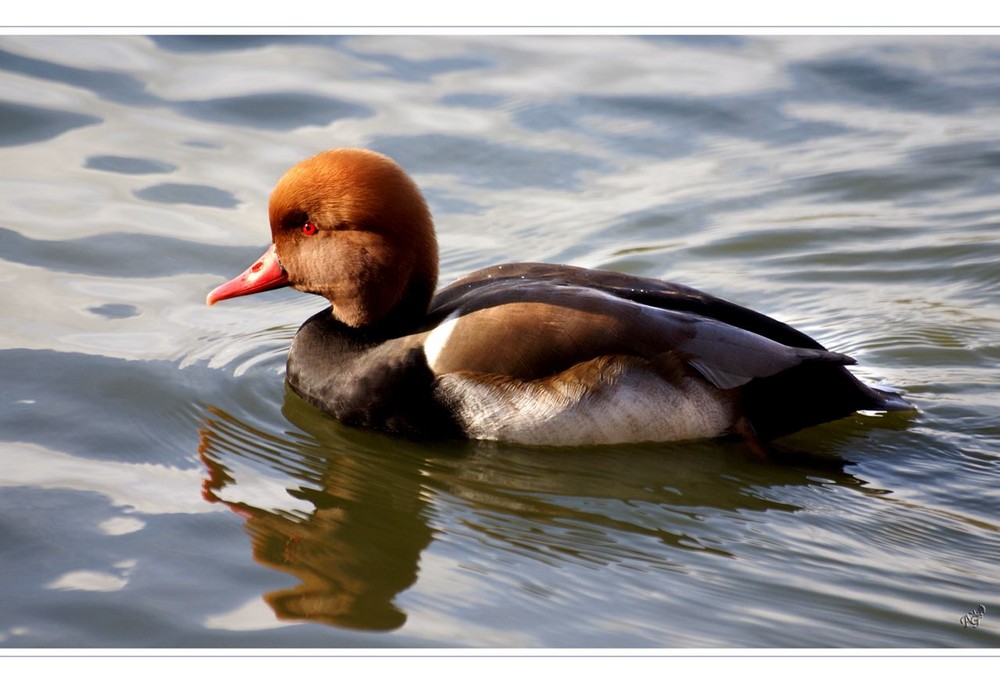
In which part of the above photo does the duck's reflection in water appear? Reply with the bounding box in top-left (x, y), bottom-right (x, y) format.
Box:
top-left (199, 384), bottom-right (897, 632)
top-left (199, 396), bottom-right (433, 631)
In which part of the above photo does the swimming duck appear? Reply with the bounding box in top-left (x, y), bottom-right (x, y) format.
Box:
top-left (207, 148), bottom-right (911, 446)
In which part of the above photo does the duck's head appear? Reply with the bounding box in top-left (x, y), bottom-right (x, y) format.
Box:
top-left (207, 148), bottom-right (439, 328)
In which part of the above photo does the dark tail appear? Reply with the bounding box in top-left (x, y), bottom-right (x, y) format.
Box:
top-left (743, 363), bottom-right (914, 441)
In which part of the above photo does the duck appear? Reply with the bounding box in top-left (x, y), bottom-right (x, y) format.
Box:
top-left (207, 148), bottom-right (912, 447)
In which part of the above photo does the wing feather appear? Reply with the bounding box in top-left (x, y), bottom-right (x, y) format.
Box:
top-left (426, 273), bottom-right (852, 389)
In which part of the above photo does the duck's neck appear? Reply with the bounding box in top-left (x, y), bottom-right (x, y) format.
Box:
top-left (332, 271), bottom-right (436, 340)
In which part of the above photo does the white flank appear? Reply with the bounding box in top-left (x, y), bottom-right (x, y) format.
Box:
top-left (437, 363), bottom-right (736, 446)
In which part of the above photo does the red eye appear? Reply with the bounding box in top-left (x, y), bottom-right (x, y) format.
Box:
top-left (302, 221), bottom-right (318, 236)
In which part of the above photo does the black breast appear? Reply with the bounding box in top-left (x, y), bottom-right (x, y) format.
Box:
top-left (285, 308), bottom-right (461, 438)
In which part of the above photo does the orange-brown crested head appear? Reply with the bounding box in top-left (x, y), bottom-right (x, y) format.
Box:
top-left (267, 148), bottom-right (439, 328)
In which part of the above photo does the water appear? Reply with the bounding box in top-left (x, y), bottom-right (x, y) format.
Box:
top-left (1, 34), bottom-right (998, 648)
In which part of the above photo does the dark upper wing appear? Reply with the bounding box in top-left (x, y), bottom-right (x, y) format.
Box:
top-left (426, 263), bottom-right (852, 389)
top-left (431, 262), bottom-right (827, 350)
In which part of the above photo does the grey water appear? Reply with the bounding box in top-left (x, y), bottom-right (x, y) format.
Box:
top-left (1, 34), bottom-right (998, 648)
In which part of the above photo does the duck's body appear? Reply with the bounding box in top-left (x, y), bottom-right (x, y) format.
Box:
top-left (208, 148), bottom-right (911, 446)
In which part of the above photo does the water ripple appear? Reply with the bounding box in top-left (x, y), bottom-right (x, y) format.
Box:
top-left (0, 100), bottom-right (99, 146)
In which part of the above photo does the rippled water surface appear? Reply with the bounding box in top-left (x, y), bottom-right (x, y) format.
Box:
top-left (1, 35), bottom-right (999, 648)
